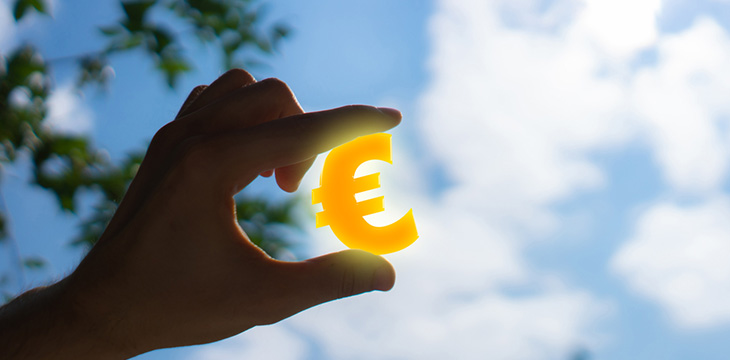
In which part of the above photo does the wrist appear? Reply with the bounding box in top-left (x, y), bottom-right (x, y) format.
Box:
top-left (59, 273), bottom-right (140, 359)
top-left (0, 278), bottom-right (133, 359)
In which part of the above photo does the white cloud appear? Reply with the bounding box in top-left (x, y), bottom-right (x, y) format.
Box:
top-left (576, 0), bottom-right (661, 60)
top-left (610, 17), bottom-right (730, 329)
top-left (632, 18), bottom-right (730, 194)
top-left (429, 0), bottom-right (730, 332)
top-left (420, 0), bottom-right (634, 234)
top-left (192, 324), bottom-right (308, 360)
top-left (280, 285), bottom-right (602, 360)
top-left (45, 83), bottom-right (94, 135)
top-left (612, 197), bottom-right (730, 328)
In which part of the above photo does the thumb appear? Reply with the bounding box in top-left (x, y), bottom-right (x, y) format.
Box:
top-left (276, 250), bottom-right (395, 314)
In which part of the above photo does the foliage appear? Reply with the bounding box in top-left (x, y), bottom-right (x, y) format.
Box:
top-left (236, 193), bottom-right (304, 259)
top-left (0, 0), bottom-right (298, 299)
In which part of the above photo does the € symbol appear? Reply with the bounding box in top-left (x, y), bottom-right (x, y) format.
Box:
top-left (312, 133), bottom-right (418, 255)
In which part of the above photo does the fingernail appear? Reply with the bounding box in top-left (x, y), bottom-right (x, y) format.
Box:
top-left (372, 265), bottom-right (395, 292)
top-left (377, 107), bottom-right (402, 120)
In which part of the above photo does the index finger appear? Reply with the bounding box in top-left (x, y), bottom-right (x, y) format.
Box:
top-left (188, 105), bottom-right (402, 195)
top-left (273, 108), bottom-right (401, 193)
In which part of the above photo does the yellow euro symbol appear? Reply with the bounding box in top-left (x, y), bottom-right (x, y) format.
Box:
top-left (312, 133), bottom-right (418, 255)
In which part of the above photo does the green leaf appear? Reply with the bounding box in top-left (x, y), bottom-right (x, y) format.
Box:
top-left (233, 193), bottom-right (305, 259)
top-left (157, 56), bottom-right (191, 88)
top-left (31, 134), bottom-right (102, 212)
top-left (13, 0), bottom-right (30, 20)
top-left (113, 34), bottom-right (145, 51)
top-left (30, 0), bottom-right (47, 13)
top-left (5, 46), bottom-right (46, 88)
top-left (149, 27), bottom-right (174, 54)
top-left (51, 136), bottom-right (89, 156)
top-left (187, 0), bottom-right (229, 16)
top-left (76, 55), bottom-right (113, 88)
top-left (23, 256), bottom-right (46, 269)
top-left (272, 24), bottom-right (290, 42)
top-left (121, 0), bottom-right (157, 32)
top-left (13, 0), bottom-right (47, 21)
top-left (72, 200), bottom-right (117, 249)
top-left (99, 25), bottom-right (123, 37)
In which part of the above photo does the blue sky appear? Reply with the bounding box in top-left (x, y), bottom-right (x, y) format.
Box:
top-left (4, 0), bottom-right (730, 359)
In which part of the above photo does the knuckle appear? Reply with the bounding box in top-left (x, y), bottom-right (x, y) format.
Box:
top-left (191, 84), bottom-right (207, 94)
top-left (223, 68), bottom-right (255, 84)
top-left (177, 85), bottom-right (207, 117)
top-left (259, 77), bottom-right (293, 98)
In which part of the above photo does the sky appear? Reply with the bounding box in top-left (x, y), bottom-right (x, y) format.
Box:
top-left (4, 0), bottom-right (730, 359)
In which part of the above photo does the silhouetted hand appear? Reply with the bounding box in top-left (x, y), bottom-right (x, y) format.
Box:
top-left (0, 69), bottom-right (399, 359)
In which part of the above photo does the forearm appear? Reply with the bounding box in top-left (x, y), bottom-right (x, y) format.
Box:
top-left (0, 279), bottom-right (128, 359)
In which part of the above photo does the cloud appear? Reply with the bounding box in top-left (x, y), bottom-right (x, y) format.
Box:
top-left (612, 197), bottom-right (730, 328)
top-left (631, 18), bottom-right (730, 194)
top-left (419, 0), bottom-right (637, 234)
top-left (280, 284), bottom-right (602, 360)
top-left (433, 0), bottom-right (730, 332)
top-left (44, 83), bottom-right (94, 135)
top-left (610, 16), bottom-right (730, 328)
top-left (576, 0), bottom-right (661, 59)
top-left (192, 325), bottom-right (308, 360)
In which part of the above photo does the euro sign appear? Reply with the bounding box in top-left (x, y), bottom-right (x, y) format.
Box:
top-left (312, 133), bottom-right (418, 255)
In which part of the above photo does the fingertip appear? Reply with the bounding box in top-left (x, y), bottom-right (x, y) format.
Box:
top-left (274, 158), bottom-right (315, 193)
top-left (325, 105), bottom-right (401, 137)
top-left (273, 169), bottom-right (295, 192)
top-left (308, 249), bottom-right (395, 294)
top-left (277, 180), bottom-right (300, 193)
top-left (275, 172), bottom-right (292, 193)
top-left (372, 262), bottom-right (396, 292)
top-left (377, 107), bottom-right (402, 121)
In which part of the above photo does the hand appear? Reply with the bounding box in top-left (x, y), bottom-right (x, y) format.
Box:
top-left (6, 69), bottom-right (400, 358)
